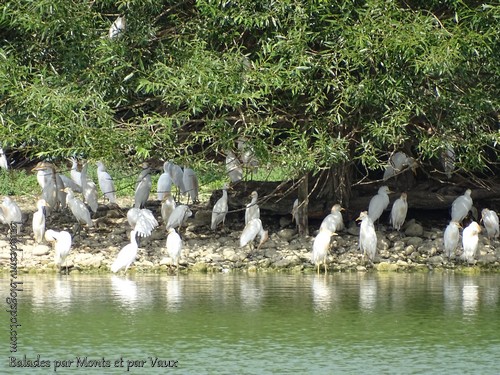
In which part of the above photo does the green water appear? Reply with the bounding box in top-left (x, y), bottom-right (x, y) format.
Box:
top-left (2, 272), bottom-right (499, 374)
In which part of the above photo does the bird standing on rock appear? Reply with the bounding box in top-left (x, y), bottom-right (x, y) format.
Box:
top-left (1, 196), bottom-right (23, 234)
top-left (368, 186), bottom-right (391, 223)
top-left (357, 211), bottom-right (377, 262)
top-left (161, 192), bottom-right (176, 225)
top-left (32, 199), bottom-right (47, 244)
top-left (211, 184), bottom-right (229, 230)
top-left (245, 191), bottom-right (260, 225)
top-left (134, 163), bottom-right (152, 209)
top-left (311, 227), bottom-right (336, 274)
top-left (320, 204), bottom-right (344, 233)
top-left (461, 221), bottom-right (481, 263)
top-left (240, 218), bottom-right (268, 252)
top-left (64, 187), bottom-right (93, 230)
top-left (96, 161), bottom-right (117, 204)
top-left (166, 228), bottom-right (183, 269)
top-left (45, 229), bottom-right (72, 273)
top-left (390, 192), bottom-right (408, 231)
top-left (481, 208), bottom-right (499, 240)
top-left (157, 161), bottom-right (173, 201)
top-left (443, 221), bottom-right (461, 260)
top-left (166, 205), bottom-right (192, 231)
top-left (451, 189), bottom-right (473, 223)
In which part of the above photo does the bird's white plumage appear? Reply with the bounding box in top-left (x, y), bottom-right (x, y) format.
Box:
top-left (245, 191), bottom-right (260, 225)
top-left (461, 221), bottom-right (481, 263)
top-left (442, 146), bottom-right (455, 178)
top-left (166, 228), bottom-right (183, 267)
top-left (240, 218), bottom-right (268, 249)
top-left (134, 165), bottom-right (152, 209)
top-left (451, 189), bottom-right (473, 223)
top-left (320, 204), bottom-right (344, 233)
top-left (111, 230), bottom-right (138, 273)
top-left (481, 208), bottom-right (499, 240)
top-left (368, 186), bottom-right (391, 222)
top-left (45, 229), bottom-right (72, 268)
top-left (161, 192), bottom-right (176, 225)
top-left (167, 161), bottom-right (186, 195)
top-left (291, 198), bottom-right (299, 227)
top-left (127, 208), bottom-right (158, 238)
top-left (81, 163), bottom-right (98, 213)
top-left (109, 15), bottom-right (126, 39)
top-left (166, 205), bottom-right (192, 230)
top-left (1, 196), bottom-right (22, 234)
top-left (311, 227), bottom-right (335, 273)
top-left (32, 199), bottom-right (47, 244)
top-left (64, 187), bottom-right (93, 227)
top-left (358, 211), bottom-right (377, 261)
top-left (390, 192), bottom-right (408, 231)
top-left (211, 185), bottom-right (229, 230)
top-left (70, 158), bottom-right (82, 188)
top-left (96, 161), bottom-right (117, 204)
top-left (226, 151), bottom-right (243, 183)
top-left (183, 167), bottom-right (199, 203)
top-left (157, 162), bottom-right (173, 200)
top-left (383, 152), bottom-right (417, 181)
top-left (0, 147), bottom-right (8, 170)
top-left (444, 221), bottom-right (460, 259)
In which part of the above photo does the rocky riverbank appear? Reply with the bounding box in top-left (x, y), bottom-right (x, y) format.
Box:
top-left (1, 197), bottom-right (499, 274)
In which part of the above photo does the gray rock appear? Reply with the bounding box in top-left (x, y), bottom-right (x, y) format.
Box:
top-left (405, 222), bottom-right (424, 237)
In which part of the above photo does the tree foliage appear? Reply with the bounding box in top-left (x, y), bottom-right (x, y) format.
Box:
top-left (0, 0), bottom-right (498, 188)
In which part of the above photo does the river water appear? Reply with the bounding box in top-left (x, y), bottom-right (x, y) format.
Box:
top-left (2, 272), bottom-right (499, 374)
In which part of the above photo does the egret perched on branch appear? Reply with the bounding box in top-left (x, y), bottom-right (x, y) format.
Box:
top-left (368, 186), bottom-right (391, 223)
top-left (96, 161), bottom-right (117, 204)
top-left (383, 152), bottom-right (417, 181)
top-left (311, 227), bottom-right (337, 274)
top-left (183, 167), bottom-right (199, 203)
top-left (161, 192), bottom-right (176, 225)
top-left (320, 204), bottom-right (344, 233)
top-left (1, 196), bottom-right (22, 234)
top-left (81, 162), bottom-right (98, 213)
top-left (64, 187), bottom-right (93, 230)
top-left (157, 161), bottom-right (173, 201)
top-left (32, 199), bottom-right (47, 244)
top-left (111, 230), bottom-right (138, 274)
top-left (45, 229), bottom-right (72, 273)
top-left (451, 189), bottom-right (473, 223)
top-left (245, 191), bottom-right (260, 225)
top-left (134, 163), bottom-right (152, 209)
top-left (442, 145), bottom-right (455, 179)
top-left (226, 150), bottom-right (243, 183)
top-left (443, 221), bottom-right (461, 260)
top-left (357, 211), bottom-right (377, 262)
top-left (461, 221), bottom-right (481, 263)
top-left (166, 205), bottom-right (192, 230)
top-left (109, 15), bottom-right (126, 39)
top-left (390, 192), bottom-right (408, 231)
top-left (211, 184), bottom-right (229, 230)
top-left (481, 208), bottom-right (499, 240)
top-left (127, 208), bottom-right (158, 238)
top-left (166, 228), bottom-right (183, 269)
top-left (238, 138), bottom-right (259, 178)
top-left (240, 218), bottom-right (268, 251)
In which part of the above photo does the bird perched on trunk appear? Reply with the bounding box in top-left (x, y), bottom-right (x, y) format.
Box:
top-left (320, 204), bottom-right (344, 233)
top-left (357, 211), bottom-right (377, 262)
top-left (45, 229), bottom-right (72, 273)
top-left (245, 191), bottom-right (260, 225)
top-left (368, 186), bottom-right (391, 223)
top-left (211, 184), bottom-right (229, 230)
top-left (451, 189), bottom-right (473, 223)
top-left (161, 192), bottom-right (176, 226)
top-left (390, 192), bottom-right (408, 231)
top-left (166, 205), bottom-right (192, 231)
top-left (443, 221), bottom-right (461, 260)
top-left (240, 218), bottom-right (268, 252)
top-left (166, 228), bottom-right (183, 269)
top-left (96, 161), bottom-right (117, 204)
top-left (64, 187), bottom-right (93, 230)
top-left (481, 208), bottom-right (499, 240)
top-left (111, 230), bottom-right (138, 274)
top-left (311, 227), bottom-right (337, 274)
top-left (32, 199), bottom-right (47, 244)
top-left (461, 221), bottom-right (481, 263)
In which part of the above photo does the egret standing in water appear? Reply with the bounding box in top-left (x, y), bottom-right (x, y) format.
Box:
top-left (311, 227), bottom-right (336, 274)
top-left (461, 221), bottom-right (481, 263)
top-left (240, 218), bottom-right (268, 252)
top-left (166, 227), bottom-right (183, 269)
top-left (357, 211), bottom-right (377, 262)
top-left (45, 229), bottom-right (72, 273)
top-left (451, 189), bottom-right (473, 223)
top-left (32, 199), bottom-right (47, 244)
top-left (245, 191), bottom-right (260, 225)
top-left (390, 192), bottom-right (408, 231)
top-left (481, 208), bottom-right (499, 240)
top-left (443, 221), bottom-right (461, 260)
top-left (368, 186), bottom-right (391, 223)
top-left (111, 230), bottom-right (138, 274)
top-left (320, 204), bottom-right (344, 233)
top-left (96, 161), bottom-right (117, 204)
top-left (211, 184), bottom-right (229, 230)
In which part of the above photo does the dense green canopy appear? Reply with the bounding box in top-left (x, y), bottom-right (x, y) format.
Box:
top-left (0, 1), bottom-right (499, 191)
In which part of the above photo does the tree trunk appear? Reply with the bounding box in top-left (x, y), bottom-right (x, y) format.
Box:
top-left (297, 173), bottom-right (309, 236)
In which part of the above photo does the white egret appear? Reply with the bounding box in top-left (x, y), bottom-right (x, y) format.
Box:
top-left (183, 167), bottom-right (199, 203)
top-left (368, 186), bottom-right (391, 223)
top-left (442, 145), bottom-right (455, 178)
top-left (226, 150), bottom-right (243, 183)
top-left (59, 174), bottom-right (82, 194)
top-left (311, 227), bottom-right (336, 274)
top-left (134, 164), bottom-right (152, 209)
top-left (444, 221), bottom-right (461, 259)
top-left (166, 205), bottom-right (192, 230)
top-left (383, 151), bottom-right (417, 180)
top-left (357, 211), bottom-right (377, 262)
top-left (32, 199), bottom-right (47, 244)
top-left (45, 229), bottom-right (72, 273)
top-left (320, 204), bottom-right (345, 233)
top-left (481, 208), bottom-right (499, 240)
top-left (111, 230), bottom-right (138, 274)
top-left (390, 192), bottom-right (408, 231)
top-left (64, 187), bottom-right (93, 229)
top-left (40, 174), bottom-right (58, 214)
top-left (291, 198), bottom-right (299, 228)
top-left (127, 208), bottom-right (159, 238)
top-left (70, 158), bottom-right (82, 188)
top-left (167, 161), bottom-right (186, 197)
top-left (245, 191), bottom-right (260, 225)
top-left (96, 161), bottom-right (117, 204)
top-left (161, 192), bottom-right (176, 225)
top-left (237, 138), bottom-right (259, 178)
top-left (1, 196), bottom-right (22, 234)
top-left (0, 147), bottom-right (8, 170)
top-left (32, 162), bottom-right (66, 211)
top-left (109, 15), bottom-right (126, 39)
top-left (211, 184), bottom-right (229, 230)
top-left (166, 227), bottom-right (183, 269)
top-left (240, 218), bottom-right (269, 251)
top-left (157, 161), bottom-right (173, 200)
top-left (451, 189), bottom-right (473, 223)
top-left (81, 162), bottom-right (98, 213)
top-left (461, 221), bottom-right (481, 263)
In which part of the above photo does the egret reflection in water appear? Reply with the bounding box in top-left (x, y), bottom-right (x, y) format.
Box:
top-left (462, 278), bottom-right (479, 317)
top-left (165, 276), bottom-right (183, 311)
top-left (359, 276), bottom-right (378, 311)
top-left (239, 277), bottom-right (264, 311)
top-left (111, 275), bottom-right (138, 310)
top-left (311, 276), bottom-right (335, 313)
